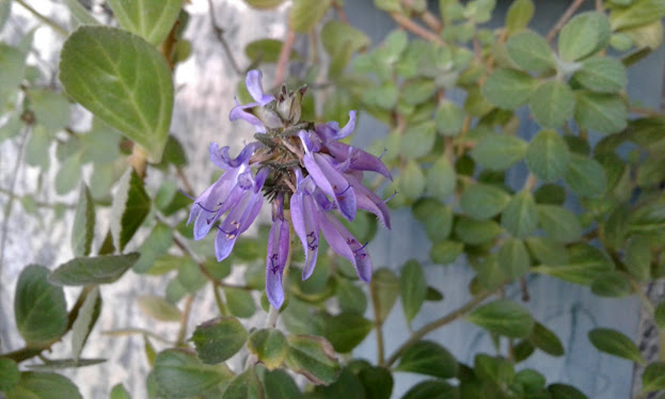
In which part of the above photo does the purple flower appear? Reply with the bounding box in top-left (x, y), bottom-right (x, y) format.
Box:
top-left (189, 69), bottom-right (393, 310)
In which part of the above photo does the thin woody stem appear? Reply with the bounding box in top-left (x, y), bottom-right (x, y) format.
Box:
top-left (275, 29), bottom-right (297, 88)
top-left (207, 0), bottom-right (243, 76)
top-left (390, 12), bottom-right (443, 44)
top-left (546, 0), bottom-right (585, 42)
top-left (15, 0), bottom-right (68, 36)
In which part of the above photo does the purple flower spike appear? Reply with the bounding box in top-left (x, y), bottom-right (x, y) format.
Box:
top-left (266, 196), bottom-right (290, 309)
top-left (290, 171), bottom-right (320, 280)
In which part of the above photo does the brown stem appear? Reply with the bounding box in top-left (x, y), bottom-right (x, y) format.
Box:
top-left (176, 295), bottom-right (195, 346)
top-left (332, 0), bottom-right (349, 24)
top-left (207, 0), bottom-right (243, 76)
top-left (546, 0), bottom-right (585, 42)
top-left (520, 277), bottom-right (531, 302)
top-left (275, 29), bottom-right (297, 87)
top-left (160, 20), bottom-right (180, 70)
top-left (176, 167), bottom-right (194, 194)
top-left (390, 13), bottom-right (442, 44)
top-left (385, 289), bottom-right (497, 366)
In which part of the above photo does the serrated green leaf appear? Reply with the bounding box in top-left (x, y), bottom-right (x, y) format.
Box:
top-left (455, 217), bottom-right (501, 245)
top-left (625, 236), bottom-right (652, 281)
top-left (71, 185), bottom-right (95, 257)
top-left (370, 268), bottom-right (399, 324)
top-left (472, 134), bottom-right (527, 171)
top-left (285, 335), bottom-right (340, 385)
top-left (14, 265), bottom-right (68, 345)
top-left (400, 161), bottom-right (426, 200)
top-left (426, 157), bottom-right (456, 200)
top-left (49, 253), bottom-right (139, 285)
top-left (588, 328), bottom-right (644, 364)
top-left (110, 169), bottom-right (151, 251)
top-left (336, 278), bottom-right (367, 315)
top-left (574, 57), bottom-right (627, 93)
top-left (474, 354), bottom-right (515, 385)
top-left (71, 286), bottom-right (101, 362)
top-left (107, 0), bottom-right (182, 46)
top-left (435, 101), bottom-right (465, 136)
top-left (591, 271), bottom-right (632, 297)
top-left (430, 239), bottom-right (464, 265)
top-left (402, 380), bottom-right (459, 399)
top-left (137, 295), bottom-right (182, 322)
top-left (482, 68), bottom-right (538, 110)
top-left (248, 329), bottom-right (288, 370)
top-left (59, 26), bottom-right (174, 162)
top-left (257, 367), bottom-right (302, 399)
top-left (177, 259), bottom-right (207, 293)
top-left (401, 121), bottom-right (436, 159)
top-left (412, 199), bottom-right (453, 242)
top-left (467, 299), bottom-right (534, 338)
top-left (564, 154), bottom-right (607, 197)
top-left (501, 191), bottom-right (539, 238)
top-left (400, 260), bottom-right (427, 324)
top-left (574, 91), bottom-right (627, 134)
top-left (534, 243), bottom-right (613, 285)
top-left (191, 316), bottom-right (248, 365)
top-left (530, 322), bottom-right (564, 356)
top-left (537, 205), bottom-right (582, 242)
top-left (559, 12), bottom-right (611, 61)
top-left (28, 89), bottom-right (70, 131)
top-left (358, 365), bottom-right (393, 399)
top-left (245, 38), bottom-right (300, 64)
top-left (362, 82), bottom-right (398, 110)
top-left (324, 313), bottom-right (373, 353)
top-left (506, 31), bottom-right (556, 72)
top-left (110, 384), bottom-right (131, 399)
top-left (153, 349), bottom-right (228, 398)
top-left (289, 0), bottom-right (332, 33)
top-left (628, 200), bottom-right (665, 234)
top-left (133, 223), bottom-right (173, 273)
top-left (642, 362), bottom-right (665, 393)
top-left (529, 80), bottom-right (575, 128)
top-left (225, 287), bottom-right (256, 319)
top-left (0, 358), bottom-right (20, 392)
top-left (222, 368), bottom-right (264, 399)
top-left (526, 129), bottom-right (571, 182)
top-left (5, 372), bottom-right (82, 399)
top-left (498, 238), bottom-right (530, 279)
top-left (506, 0), bottom-right (535, 36)
top-left (460, 184), bottom-right (511, 220)
top-left (548, 383), bottom-right (588, 399)
top-left (610, 0), bottom-right (665, 30)
top-left (396, 341), bottom-right (458, 379)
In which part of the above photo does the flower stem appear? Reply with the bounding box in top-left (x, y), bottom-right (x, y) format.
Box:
top-left (275, 28), bottom-right (296, 87)
top-left (385, 289), bottom-right (497, 367)
top-left (370, 283), bottom-right (386, 366)
top-left (15, 0), bottom-right (68, 37)
top-left (212, 284), bottom-right (230, 316)
top-left (176, 294), bottom-right (195, 346)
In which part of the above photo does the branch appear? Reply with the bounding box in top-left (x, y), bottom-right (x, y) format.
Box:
top-left (546, 0), bottom-right (585, 42)
top-left (15, 0), bottom-right (68, 36)
top-left (207, 0), bottom-right (243, 76)
top-left (275, 28), bottom-right (297, 88)
top-left (385, 289), bottom-right (497, 366)
top-left (390, 12), bottom-right (443, 44)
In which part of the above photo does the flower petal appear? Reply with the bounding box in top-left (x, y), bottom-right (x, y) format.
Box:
top-left (335, 111), bottom-right (357, 140)
top-left (266, 216), bottom-right (290, 309)
top-left (290, 191), bottom-right (320, 280)
top-left (246, 70), bottom-right (274, 106)
top-left (348, 147), bottom-right (392, 180)
top-left (312, 153), bottom-right (357, 221)
top-left (345, 174), bottom-right (391, 229)
top-left (320, 213), bottom-right (372, 282)
top-left (229, 102), bottom-right (267, 133)
top-left (209, 142), bottom-right (261, 170)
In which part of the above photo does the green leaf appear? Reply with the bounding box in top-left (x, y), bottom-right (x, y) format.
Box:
top-left (285, 335), bottom-right (340, 385)
top-left (591, 271), bottom-right (632, 297)
top-left (14, 265), bottom-right (68, 345)
top-left (548, 383), bottom-right (588, 399)
top-left (564, 154), bottom-right (607, 197)
top-left (110, 169), bottom-right (151, 251)
top-left (28, 89), bottom-right (71, 131)
top-left (588, 328), bottom-right (645, 364)
top-left (430, 240), bottom-right (464, 264)
top-left (460, 184), bottom-right (511, 220)
top-left (625, 236), bottom-right (652, 281)
top-left (324, 313), bottom-right (373, 353)
top-left (177, 259), bottom-right (207, 293)
top-left (610, 0), bottom-right (665, 30)
top-left (435, 101), bottom-right (465, 136)
top-left (370, 268), bottom-right (399, 324)
top-left (412, 199), bottom-right (453, 242)
top-left (642, 362), bottom-right (665, 393)
top-left (400, 260), bottom-right (427, 324)
top-left (357, 365), bottom-right (393, 399)
top-left (655, 302), bottom-right (665, 330)
top-left (574, 91), bottom-right (627, 134)
top-left (501, 191), bottom-right (539, 238)
top-left (466, 299), bottom-right (535, 338)
top-left (244, 0), bottom-right (285, 9)
top-left (529, 80), bottom-right (575, 128)
top-left (55, 153), bottom-right (82, 195)
top-left (474, 354), bottom-right (515, 385)
top-left (71, 286), bottom-right (101, 362)
top-left (153, 349), bottom-right (228, 398)
top-left (257, 367), bottom-right (302, 399)
top-left (0, 0), bottom-right (12, 32)
top-left (0, 44), bottom-right (27, 107)
top-left (336, 278), bottom-right (367, 315)
top-left (289, 0), bottom-right (332, 33)
top-left (454, 217), bottom-right (501, 245)
top-left (311, 367), bottom-right (364, 399)
top-left (537, 205), bottom-right (582, 242)
top-left (191, 316), bottom-right (248, 364)
top-left (530, 322), bottom-right (564, 356)
top-left (534, 183), bottom-right (566, 206)
top-left (59, 26), bottom-right (174, 162)
top-left (506, 31), bottom-right (556, 72)
top-left (136, 295), bottom-right (182, 322)
top-left (506, 0), bottom-right (535, 36)
top-left (498, 238), bottom-right (530, 280)
top-left (110, 384), bottom-right (131, 399)
top-left (49, 253), bottom-right (139, 285)
top-left (25, 126), bottom-right (52, 170)
top-left (395, 341), bottom-right (458, 379)
top-left (71, 185), bottom-right (95, 257)
top-left (534, 243), bottom-right (613, 284)
top-left (133, 223), bottom-right (174, 273)
top-left (374, 0), bottom-right (402, 12)
top-left (574, 57), bottom-right (627, 93)
top-left (559, 12), bottom-right (611, 61)
top-left (5, 372), bottom-right (82, 399)
top-left (64, 0), bottom-right (100, 27)
top-left (426, 157), bottom-right (456, 200)
top-left (526, 129), bottom-right (571, 182)
top-left (225, 287), bottom-right (256, 319)
top-left (471, 134), bottom-right (527, 171)
top-left (482, 68), bottom-right (538, 110)
top-left (401, 121), bottom-right (436, 159)
top-left (629, 200), bottom-right (665, 234)
top-left (400, 161), bottom-right (426, 199)
top-left (402, 380), bottom-right (459, 399)
top-left (107, 0), bottom-right (182, 46)
top-left (222, 368), bottom-right (264, 399)
top-left (248, 329), bottom-right (288, 370)
top-left (0, 359), bottom-right (20, 392)
top-left (245, 38), bottom-right (299, 64)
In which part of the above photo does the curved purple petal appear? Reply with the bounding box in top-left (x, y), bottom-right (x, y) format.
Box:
top-left (334, 111), bottom-right (357, 140)
top-left (319, 213), bottom-right (356, 272)
top-left (348, 147), bottom-right (392, 180)
top-left (312, 153), bottom-right (357, 221)
top-left (345, 174), bottom-right (391, 229)
top-left (246, 70), bottom-right (275, 106)
top-left (321, 213), bottom-right (372, 282)
top-left (266, 216), bottom-right (290, 309)
top-left (209, 142), bottom-right (261, 170)
top-left (298, 130), bottom-right (322, 154)
top-left (290, 191), bottom-right (320, 280)
top-left (229, 102), bottom-right (267, 133)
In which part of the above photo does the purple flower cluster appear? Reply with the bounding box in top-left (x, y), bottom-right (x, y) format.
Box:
top-left (188, 70), bottom-right (392, 309)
